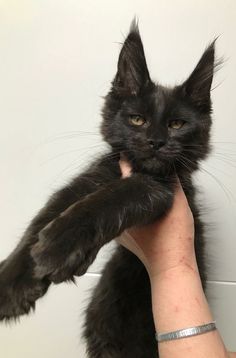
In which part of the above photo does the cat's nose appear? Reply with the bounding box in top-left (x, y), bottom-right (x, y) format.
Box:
top-left (148, 139), bottom-right (165, 150)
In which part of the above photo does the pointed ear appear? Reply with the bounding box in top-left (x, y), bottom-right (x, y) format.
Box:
top-left (182, 40), bottom-right (218, 112)
top-left (112, 19), bottom-right (152, 96)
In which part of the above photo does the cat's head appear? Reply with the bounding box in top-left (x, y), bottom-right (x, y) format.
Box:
top-left (101, 20), bottom-right (218, 174)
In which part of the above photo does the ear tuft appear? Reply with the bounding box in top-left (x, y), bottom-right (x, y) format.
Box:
top-left (182, 38), bottom-right (222, 112)
top-left (129, 16), bottom-right (140, 34)
top-left (112, 18), bottom-right (152, 96)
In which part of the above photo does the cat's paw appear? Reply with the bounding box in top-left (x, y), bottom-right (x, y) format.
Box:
top-left (31, 213), bottom-right (100, 283)
top-left (0, 260), bottom-right (50, 322)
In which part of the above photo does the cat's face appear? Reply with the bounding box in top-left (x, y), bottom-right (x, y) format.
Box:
top-left (101, 20), bottom-right (216, 174)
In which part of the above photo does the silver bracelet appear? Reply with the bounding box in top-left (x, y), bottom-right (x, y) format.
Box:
top-left (156, 321), bottom-right (217, 342)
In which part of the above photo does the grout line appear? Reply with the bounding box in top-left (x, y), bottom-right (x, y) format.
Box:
top-left (85, 272), bottom-right (101, 277)
top-left (207, 280), bottom-right (236, 285)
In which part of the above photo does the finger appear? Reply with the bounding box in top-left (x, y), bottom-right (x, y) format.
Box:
top-left (119, 158), bottom-right (132, 178)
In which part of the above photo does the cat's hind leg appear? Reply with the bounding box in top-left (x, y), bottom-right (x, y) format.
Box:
top-left (84, 247), bottom-right (158, 358)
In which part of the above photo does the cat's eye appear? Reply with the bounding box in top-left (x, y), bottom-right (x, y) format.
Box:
top-left (168, 120), bottom-right (185, 130)
top-left (129, 115), bottom-right (146, 126)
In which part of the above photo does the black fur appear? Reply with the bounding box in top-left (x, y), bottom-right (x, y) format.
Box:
top-left (0, 20), bottom-right (217, 357)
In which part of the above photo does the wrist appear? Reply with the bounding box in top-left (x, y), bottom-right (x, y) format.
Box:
top-left (149, 264), bottom-right (229, 358)
top-left (149, 263), bottom-right (212, 333)
top-left (147, 246), bottom-right (197, 281)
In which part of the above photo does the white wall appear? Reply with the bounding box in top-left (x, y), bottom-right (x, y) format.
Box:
top-left (0, 0), bottom-right (236, 356)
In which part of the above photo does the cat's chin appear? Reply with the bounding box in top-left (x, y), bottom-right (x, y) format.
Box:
top-left (127, 155), bottom-right (174, 175)
top-left (141, 158), bottom-right (172, 174)
top-left (121, 151), bottom-right (168, 174)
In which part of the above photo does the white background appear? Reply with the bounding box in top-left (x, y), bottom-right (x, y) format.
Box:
top-left (0, 0), bottom-right (236, 356)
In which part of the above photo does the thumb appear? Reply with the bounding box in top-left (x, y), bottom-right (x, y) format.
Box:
top-left (119, 157), bottom-right (132, 178)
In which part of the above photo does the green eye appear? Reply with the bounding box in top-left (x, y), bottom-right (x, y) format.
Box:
top-left (169, 120), bottom-right (185, 129)
top-left (129, 115), bottom-right (146, 126)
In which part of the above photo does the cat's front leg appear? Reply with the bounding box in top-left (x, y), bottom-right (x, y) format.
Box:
top-left (0, 172), bottom-right (102, 321)
top-left (0, 237), bottom-right (52, 321)
top-left (31, 174), bottom-right (175, 283)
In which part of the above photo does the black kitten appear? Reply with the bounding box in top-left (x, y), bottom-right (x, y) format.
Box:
top-left (0, 20), bottom-right (216, 357)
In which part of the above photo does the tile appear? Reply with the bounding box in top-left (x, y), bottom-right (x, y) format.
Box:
top-left (207, 281), bottom-right (236, 351)
top-left (194, 168), bottom-right (236, 283)
top-left (87, 241), bottom-right (118, 274)
top-left (0, 275), bottom-right (99, 358)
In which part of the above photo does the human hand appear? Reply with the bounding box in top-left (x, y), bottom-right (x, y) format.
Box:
top-left (118, 158), bottom-right (196, 279)
top-left (118, 159), bottom-right (236, 358)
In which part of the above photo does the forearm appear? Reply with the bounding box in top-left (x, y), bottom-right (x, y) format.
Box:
top-left (150, 255), bottom-right (229, 358)
top-left (118, 164), bottom-right (234, 357)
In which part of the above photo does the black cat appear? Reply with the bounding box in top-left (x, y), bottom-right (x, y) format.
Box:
top-left (0, 20), bottom-right (217, 357)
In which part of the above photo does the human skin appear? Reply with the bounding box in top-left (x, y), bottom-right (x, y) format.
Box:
top-left (118, 158), bottom-right (236, 358)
